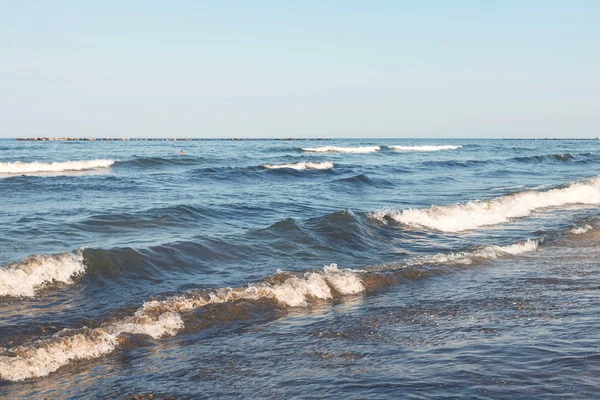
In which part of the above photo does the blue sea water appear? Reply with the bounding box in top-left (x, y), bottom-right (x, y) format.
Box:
top-left (1, 138), bottom-right (600, 399)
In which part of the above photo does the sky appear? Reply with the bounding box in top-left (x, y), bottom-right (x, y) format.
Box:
top-left (1, 1), bottom-right (599, 138)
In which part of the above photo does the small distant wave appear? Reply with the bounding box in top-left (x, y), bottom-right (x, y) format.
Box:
top-left (388, 145), bottom-right (462, 152)
top-left (0, 251), bottom-right (85, 297)
top-left (511, 152), bottom-right (595, 164)
top-left (261, 161), bottom-right (334, 170)
top-left (117, 156), bottom-right (204, 168)
top-left (489, 185), bottom-right (527, 192)
top-left (333, 174), bottom-right (389, 188)
top-left (368, 175), bottom-right (600, 232)
top-left (301, 146), bottom-right (380, 154)
top-left (0, 160), bottom-right (115, 175)
top-left (420, 159), bottom-right (489, 168)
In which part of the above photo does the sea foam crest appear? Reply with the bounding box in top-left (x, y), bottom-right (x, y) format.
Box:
top-left (569, 224), bottom-right (593, 235)
top-left (369, 176), bottom-right (600, 232)
top-left (388, 145), bottom-right (462, 152)
top-left (261, 161), bottom-right (334, 170)
top-left (410, 239), bottom-right (538, 266)
top-left (0, 160), bottom-right (115, 175)
top-left (0, 264), bottom-right (364, 381)
top-left (0, 251), bottom-right (86, 297)
top-left (371, 239), bottom-right (539, 272)
top-left (301, 146), bottom-right (380, 153)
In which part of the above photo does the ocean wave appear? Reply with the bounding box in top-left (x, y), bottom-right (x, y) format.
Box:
top-left (0, 236), bottom-right (542, 381)
top-left (406, 239), bottom-right (537, 267)
top-left (301, 146), bottom-right (380, 153)
top-left (368, 175), bottom-right (600, 232)
top-left (489, 185), bottom-right (527, 192)
top-left (511, 152), bottom-right (595, 164)
top-left (0, 264), bottom-right (362, 381)
top-left (568, 224), bottom-right (594, 235)
top-left (388, 145), bottom-right (462, 152)
top-left (369, 239), bottom-right (538, 272)
top-left (0, 160), bottom-right (115, 175)
top-left (261, 161), bottom-right (334, 170)
top-left (0, 252), bottom-right (86, 297)
top-left (117, 156), bottom-right (204, 168)
top-left (420, 159), bottom-right (489, 168)
top-left (333, 174), bottom-right (389, 188)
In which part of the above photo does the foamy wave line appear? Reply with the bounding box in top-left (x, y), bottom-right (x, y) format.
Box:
top-left (0, 264), bottom-right (363, 381)
top-left (569, 224), bottom-right (593, 235)
top-left (368, 175), bottom-right (600, 232)
top-left (0, 160), bottom-right (116, 175)
top-left (261, 161), bottom-right (334, 170)
top-left (301, 146), bottom-right (380, 153)
top-left (388, 145), bottom-right (462, 152)
top-left (408, 239), bottom-right (537, 266)
top-left (0, 251), bottom-right (86, 298)
top-left (369, 239), bottom-right (538, 271)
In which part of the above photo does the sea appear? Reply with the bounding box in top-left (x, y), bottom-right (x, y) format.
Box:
top-left (1, 138), bottom-right (600, 399)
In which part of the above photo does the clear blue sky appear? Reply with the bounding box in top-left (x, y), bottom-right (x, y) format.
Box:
top-left (1, 1), bottom-right (598, 138)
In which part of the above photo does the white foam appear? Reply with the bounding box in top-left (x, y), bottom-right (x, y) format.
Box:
top-left (262, 161), bottom-right (334, 170)
top-left (388, 145), bottom-right (462, 152)
top-left (489, 185), bottom-right (526, 192)
top-left (0, 160), bottom-right (115, 176)
top-left (569, 224), bottom-right (593, 234)
top-left (369, 176), bottom-right (600, 232)
top-left (375, 239), bottom-right (539, 271)
top-left (0, 328), bottom-right (119, 382)
top-left (322, 263), bottom-right (365, 294)
top-left (0, 264), bottom-right (365, 380)
top-left (301, 146), bottom-right (380, 154)
top-left (0, 251), bottom-right (86, 297)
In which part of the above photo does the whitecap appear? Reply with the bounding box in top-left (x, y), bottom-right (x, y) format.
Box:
top-left (301, 146), bottom-right (380, 154)
top-left (388, 145), bottom-right (462, 152)
top-left (368, 176), bottom-right (600, 232)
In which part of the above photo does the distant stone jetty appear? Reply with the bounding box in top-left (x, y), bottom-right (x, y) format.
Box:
top-left (502, 138), bottom-right (600, 141)
top-left (15, 137), bottom-right (598, 141)
top-left (16, 137), bottom-right (330, 141)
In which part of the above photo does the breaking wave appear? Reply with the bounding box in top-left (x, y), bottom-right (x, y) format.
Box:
top-left (388, 145), bottom-right (462, 152)
top-left (261, 161), bottom-right (334, 170)
top-left (0, 252), bottom-right (86, 297)
top-left (396, 239), bottom-right (538, 268)
top-left (0, 264), bottom-right (362, 381)
top-left (301, 146), bottom-right (380, 154)
top-left (0, 160), bottom-right (115, 176)
top-left (0, 237), bottom-right (540, 381)
top-left (569, 224), bottom-right (594, 235)
top-left (368, 175), bottom-right (600, 232)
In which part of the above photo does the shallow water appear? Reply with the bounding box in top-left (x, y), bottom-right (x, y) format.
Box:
top-left (1, 138), bottom-right (600, 398)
